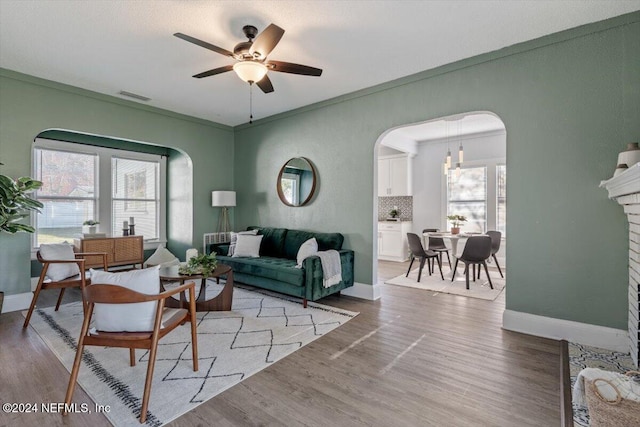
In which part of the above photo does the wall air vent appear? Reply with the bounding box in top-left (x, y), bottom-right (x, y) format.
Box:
top-left (118, 91), bottom-right (151, 102)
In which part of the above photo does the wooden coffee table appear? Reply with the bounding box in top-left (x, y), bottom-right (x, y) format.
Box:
top-left (159, 264), bottom-right (233, 311)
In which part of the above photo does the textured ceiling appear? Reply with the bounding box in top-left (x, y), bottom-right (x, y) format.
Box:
top-left (1, 1), bottom-right (638, 128)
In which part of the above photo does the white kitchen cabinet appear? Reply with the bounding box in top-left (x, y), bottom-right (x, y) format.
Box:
top-left (378, 221), bottom-right (412, 262)
top-left (378, 154), bottom-right (412, 196)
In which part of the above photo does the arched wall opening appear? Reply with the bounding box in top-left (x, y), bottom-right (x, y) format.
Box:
top-left (373, 111), bottom-right (507, 288)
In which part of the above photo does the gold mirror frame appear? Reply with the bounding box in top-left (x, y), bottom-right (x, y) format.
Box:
top-left (276, 157), bottom-right (317, 207)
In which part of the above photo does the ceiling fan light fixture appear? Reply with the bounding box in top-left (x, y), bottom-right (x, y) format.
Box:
top-left (233, 61), bottom-right (267, 83)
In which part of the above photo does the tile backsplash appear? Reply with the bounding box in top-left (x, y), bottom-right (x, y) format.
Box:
top-left (378, 196), bottom-right (413, 221)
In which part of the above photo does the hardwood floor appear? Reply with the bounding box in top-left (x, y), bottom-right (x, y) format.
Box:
top-left (0, 265), bottom-right (559, 427)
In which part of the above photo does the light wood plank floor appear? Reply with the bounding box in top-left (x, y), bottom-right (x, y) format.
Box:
top-left (1, 263), bottom-right (559, 426)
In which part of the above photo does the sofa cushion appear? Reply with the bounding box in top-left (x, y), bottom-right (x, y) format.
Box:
top-left (251, 227), bottom-right (287, 257)
top-left (283, 230), bottom-right (344, 260)
top-left (218, 255), bottom-right (304, 287)
top-left (232, 234), bottom-right (262, 258)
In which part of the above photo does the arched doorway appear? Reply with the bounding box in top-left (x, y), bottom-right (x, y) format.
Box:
top-left (373, 111), bottom-right (507, 289)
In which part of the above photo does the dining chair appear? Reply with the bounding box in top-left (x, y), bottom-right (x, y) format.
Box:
top-left (64, 275), bottom-right (199, 424)
top-left (422, 228), bottom-right (451, 269)
top-left (476, 231), bottom-right (504, 280)
top-left (23, 243), bottom-right (108, 328)
top-left (451, 235), bottom-right (493, 290)
top-left (406, 232), bottom-right (444, 281)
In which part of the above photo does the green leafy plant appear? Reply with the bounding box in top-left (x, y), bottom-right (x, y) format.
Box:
top-left (0, 166), bottom-right (43, 234)
top-left (389, 208), bottom-right (399, 218)
top-left (178, 253), bottom-right (218, 276)
top-left (446, 214), bottom-right (467, 228)
top-left (83, 220), bottom-right (100, 226)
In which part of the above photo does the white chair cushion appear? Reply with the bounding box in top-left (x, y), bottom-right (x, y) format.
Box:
top-left (232, 234), bottom-right (263, 258)
top-left (39, 243), bottom-right (80, 281)
top-left (296, 237), bottom-right (318, 267)
top-left (228, 229), bottom-right (259, 256)
top-left (90, 266), bottom-right (160, 332)
top-left (144, 246), bottom-right (179, 267)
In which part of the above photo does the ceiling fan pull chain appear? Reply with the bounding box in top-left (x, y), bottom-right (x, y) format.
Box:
top-left (249, 82), bottom-right (254, 124)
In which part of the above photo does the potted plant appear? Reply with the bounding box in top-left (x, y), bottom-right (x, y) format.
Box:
top-left (82, 220), bottom-right (100, 234)
top-left (447, 214), bottom-right (467, 235)
top-left (0, 164), bottom-right (43, 313)
top-left (178, 253), bottom-right (218, 277)
top-left (389, 208), bottom-right (399, 219)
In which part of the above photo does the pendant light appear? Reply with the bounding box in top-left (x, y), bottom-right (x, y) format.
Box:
top-left (455, 162), bottom-right (461, 178)
top-left (458, 144), bottom-right (464, 164)
top-left (443, 161), bottom-right (449, 176)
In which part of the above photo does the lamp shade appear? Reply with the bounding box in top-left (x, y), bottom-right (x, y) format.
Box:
top-left (211, 191), bottom-right (236, 207)
top-left (233, 61), bottom-right (268, 83)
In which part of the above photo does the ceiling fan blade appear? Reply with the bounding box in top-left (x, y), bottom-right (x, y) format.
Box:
top-left (256, 75), bottom-right (274, 93)
top-left (249, 24), bottom-right (285, 59)
top-left (174, 32), bottom-right (234, 58)
top-left (193, 65), bottom-right (233, 78)
top-left (267, 60), bottom-right (322, 76)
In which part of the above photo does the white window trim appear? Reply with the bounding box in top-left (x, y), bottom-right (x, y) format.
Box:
top-left (440, 157), bottom-right (505, 233)
top-left (31, 138), bottom-right (167, 257)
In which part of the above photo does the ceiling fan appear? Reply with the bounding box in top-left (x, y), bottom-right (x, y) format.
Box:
top-left (174, 24), bottom-right (322, 94)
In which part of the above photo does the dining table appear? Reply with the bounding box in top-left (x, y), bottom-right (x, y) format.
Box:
top-left (422, 232), bottom-right (485, 258)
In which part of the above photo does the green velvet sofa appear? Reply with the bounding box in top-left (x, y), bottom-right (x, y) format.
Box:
top-left (207, 227), bottom-right (354, 307)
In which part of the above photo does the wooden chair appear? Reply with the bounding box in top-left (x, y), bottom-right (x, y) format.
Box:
top-left (406, 232), bottom-right (444, 281)
top-left (64, 281), bottom-right (199, 424)
top-left (23, 250), bottom-right (108, 328)
top-left (451, 235), bottom-right (493, 290)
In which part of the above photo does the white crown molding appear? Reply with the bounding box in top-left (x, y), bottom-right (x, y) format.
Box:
top-left (503, 309), bottom-right (628, 352)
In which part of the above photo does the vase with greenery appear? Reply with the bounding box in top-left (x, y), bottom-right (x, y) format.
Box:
top-left (0, 163), bottom-right (43, 313)
top-left (446, 214), bottom-right (467, 235)
top-left (82, 219), bottom-right (100, 234)
top-left (178, 253), bottom-right (218, 276)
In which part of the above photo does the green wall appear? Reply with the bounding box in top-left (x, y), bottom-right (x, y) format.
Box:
top-left (234, 13), bottom-right (640, 329)
top-left (0, 69), bottom-right (234, 295)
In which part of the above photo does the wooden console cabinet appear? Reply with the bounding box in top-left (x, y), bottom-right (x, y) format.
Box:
top-left (74, 235), bottom-right (144, 269)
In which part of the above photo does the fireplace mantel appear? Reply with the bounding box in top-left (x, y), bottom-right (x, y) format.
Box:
top-left (601, 162), bottom-right (640, 367)
top-left (600, 163), bottom-right (640, 199)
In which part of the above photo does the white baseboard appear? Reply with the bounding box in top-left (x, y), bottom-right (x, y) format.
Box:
top-left (1, 292), bottom-right (32, 314)
top-left (503, 309), bottom-right (628, 352)
top-left (341, 282), bottom-right (381, 301)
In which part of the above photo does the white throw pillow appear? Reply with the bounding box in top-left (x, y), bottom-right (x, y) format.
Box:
top-left (39, 243), bottom-right (80, 281)
top-left (296, 238), bottom-right (318, 267)
top-left (144, 246), bottom-right (179, 267)
top-left (228, 229), bottom-right (259, 256)
top-left (90, 266), bottom-right (160, 332)
top-left (232, 234), bottom-right (263, 258)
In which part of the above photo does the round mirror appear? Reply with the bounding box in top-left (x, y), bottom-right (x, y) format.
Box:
top-left (277, 157), bottom-right (317, 207)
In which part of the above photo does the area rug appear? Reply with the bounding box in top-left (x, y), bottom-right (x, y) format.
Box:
top-left (385, 266), bottom-right (505, 301)
top-left (568, 342), bottom-right (636, 426)
top-left (25, 282), bottom-right (358, 426)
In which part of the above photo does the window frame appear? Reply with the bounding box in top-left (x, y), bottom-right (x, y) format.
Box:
top-left (32, 138), bottom-right (167, 256)
top-left (441, 157), bottom-right (505, 235)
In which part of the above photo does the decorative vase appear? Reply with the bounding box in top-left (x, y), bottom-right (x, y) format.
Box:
top-left (451, 227), bottom-right (460, 235)
top-left (82, 225), bottom-right (97, 234)
top-left (617, 143), bottom-right (640, 170)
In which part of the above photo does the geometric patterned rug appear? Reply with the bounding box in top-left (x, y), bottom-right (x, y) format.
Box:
top-left (24, 282), bottom-right (358, 426)
top-left (568, 342), bottom-right (636, 426)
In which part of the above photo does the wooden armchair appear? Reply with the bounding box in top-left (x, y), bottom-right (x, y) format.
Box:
top-left (23, 249), bottom-right (108, 328)
top-left (64, 281), bottom-right (199, 424)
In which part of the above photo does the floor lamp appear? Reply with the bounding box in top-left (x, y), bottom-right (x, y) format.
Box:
top-left (211, 191), bottom-right (236, 240)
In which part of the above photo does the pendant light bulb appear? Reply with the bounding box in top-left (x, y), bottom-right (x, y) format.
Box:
top-left (444, 162), bottom-right (449, 176)
top-left (446, 150), bottom-right (452, 168)
top-left (455, 162), bottom-right (461, 178)
top-left (458, 145), bottom-right (464, 164)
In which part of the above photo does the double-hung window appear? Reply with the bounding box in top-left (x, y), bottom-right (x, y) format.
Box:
top-left (33, 139), bottom-right (166, 249)
top-left (445, 160), bottom-right (506, 234)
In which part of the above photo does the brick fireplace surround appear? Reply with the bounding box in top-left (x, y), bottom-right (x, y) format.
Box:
top-left (601, 163), bottom-right (640, 367)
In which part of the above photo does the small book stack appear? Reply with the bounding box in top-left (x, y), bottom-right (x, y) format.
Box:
top-left (78, 232), bottom-right (107, 239)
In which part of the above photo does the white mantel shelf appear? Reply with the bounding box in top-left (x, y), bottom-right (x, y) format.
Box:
top-left (600, 163), bottom-right (640, 199)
